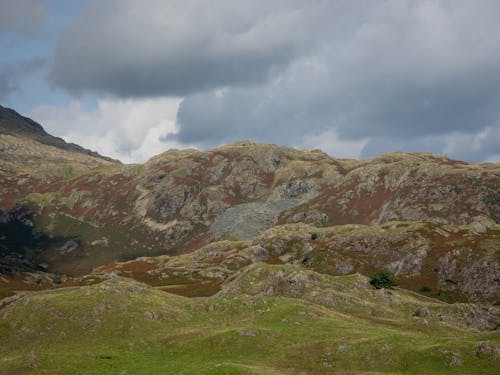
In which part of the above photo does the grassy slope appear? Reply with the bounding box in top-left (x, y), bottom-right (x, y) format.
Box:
top-left (0, 277), bottom-right (498, 375)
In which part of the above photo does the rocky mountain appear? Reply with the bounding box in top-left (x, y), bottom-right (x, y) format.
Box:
top-left (0, 106), bottom-right (499, 374)
top-left (0, 108), bottom-right (498, 289)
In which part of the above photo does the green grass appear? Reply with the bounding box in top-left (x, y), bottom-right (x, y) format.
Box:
top-left (0, 287), bottom-right (14, 299)
top-left (0, 277), bottom-right (498, 375)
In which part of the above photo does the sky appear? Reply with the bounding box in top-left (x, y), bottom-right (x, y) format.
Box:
top-left (1, 0), bottom-right (500, 163)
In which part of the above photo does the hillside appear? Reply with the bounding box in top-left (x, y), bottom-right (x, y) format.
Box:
top-left (89, 221), bottom-right (500, 303)
top-left (0, 107), bottom-right (499, 374)
top-left (1, 133), bottom-right (498, 277)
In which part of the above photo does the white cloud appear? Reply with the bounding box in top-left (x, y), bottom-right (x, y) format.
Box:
top-left (29, 97), bottom-right (186, 163)
top-left (484, 154), bottom-right (500, 163)
top-left (441, 125), bottom-right (500, 162)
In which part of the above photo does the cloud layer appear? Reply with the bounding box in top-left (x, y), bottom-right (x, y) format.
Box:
top-left (0, 0), bottom-right (46, 34)
top-left (172, 0), bottom-right (500, 161)
top-left (6, 1), bottom-right (500, 162)
top-left (51, 0), bottom-right (361, 96)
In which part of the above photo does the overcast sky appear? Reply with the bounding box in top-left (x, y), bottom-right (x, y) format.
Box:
top-left (1, 0), bottom-right (500, 163)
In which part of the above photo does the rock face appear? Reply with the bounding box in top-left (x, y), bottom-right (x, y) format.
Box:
top-left (211, 181), bottom-right (317, 240)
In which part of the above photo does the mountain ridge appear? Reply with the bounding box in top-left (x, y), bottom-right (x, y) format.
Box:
top-left (0, 107), bottom-right (498, 295)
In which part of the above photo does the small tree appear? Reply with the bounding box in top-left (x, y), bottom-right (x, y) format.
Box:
top-left (310, 233), bottom-right (318, 240)
top-left (370, 269), bottom-right (397, 289)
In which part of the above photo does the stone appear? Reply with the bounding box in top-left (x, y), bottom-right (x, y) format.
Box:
top-left (59, 240), bottom-right (79, 253)
top-left (475, 341), bottom-right (500, 359)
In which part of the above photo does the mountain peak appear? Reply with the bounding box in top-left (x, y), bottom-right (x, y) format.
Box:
top-left (0, 105), bottom-right (119, 163)
top-left (0, 105), bottom-right (46, 136)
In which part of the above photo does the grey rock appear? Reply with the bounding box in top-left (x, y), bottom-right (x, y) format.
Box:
top-left (238, 329), bottom-right (258, 337)
top-left (59, 240), bottom-right (79, 253)
top-left (387, 246), bottom-right (428, 277)
top-left (280, 180), bottom-right (311, 199)
top-left (289, 210), bottom-right (329, 226)
top-left (475, 341), bottom-right (500, 359)
top-left (144, 311), bottom-right (159, 320)
top-left (211, 189), bottom-right (317, 240)
top-left (334, 262), bottom-right (355, 275)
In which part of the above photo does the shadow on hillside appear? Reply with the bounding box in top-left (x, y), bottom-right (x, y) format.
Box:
top-left (0, 203), bottom-right (70, 275)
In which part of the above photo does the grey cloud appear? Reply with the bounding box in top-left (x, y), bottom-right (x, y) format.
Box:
top-left (174, 81), bottom-right (332, 147)
top-left (360, 124), bottom-right (500, 163)
top-left (174, 0), bottom-right (500, 162)
top-left (50, 0), bottom-right (368, 96)
top-left (0, 0), bottom-right (46, 34)
top-left (440, 126), bottom-right (500, 162)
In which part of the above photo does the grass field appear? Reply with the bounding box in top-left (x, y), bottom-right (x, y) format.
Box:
top-left (1, 276), bottom-right (498, 374)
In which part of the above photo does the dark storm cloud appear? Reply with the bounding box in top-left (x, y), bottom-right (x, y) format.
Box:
top-left (0, 0), bottom-right (46, 34)
top-left (50, 0), bottom-right (362, 96)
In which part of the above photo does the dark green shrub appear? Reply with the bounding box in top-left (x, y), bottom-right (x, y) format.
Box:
top-left (420, 285), bottom-right (432, 293)
top-left (310, 233), bottom-right (318, 240)
top-left (370, 269), bottom-right (397, 289)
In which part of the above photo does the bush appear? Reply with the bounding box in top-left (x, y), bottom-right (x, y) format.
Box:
top-left (370, 269), bottom-right (397, 289)
top-left (420, 285), bottom-right (432, 293)
top-left (310, 233), bottom-right (318, 240)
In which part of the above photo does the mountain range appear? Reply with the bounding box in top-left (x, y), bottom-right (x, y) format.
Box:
top-left (0, 105), bottom-right (498, 374)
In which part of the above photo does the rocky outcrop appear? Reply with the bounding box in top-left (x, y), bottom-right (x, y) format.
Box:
top-left (217, 263), bottom-right (498, 331)
top-left (91, 221), bottom-right (500, 303)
